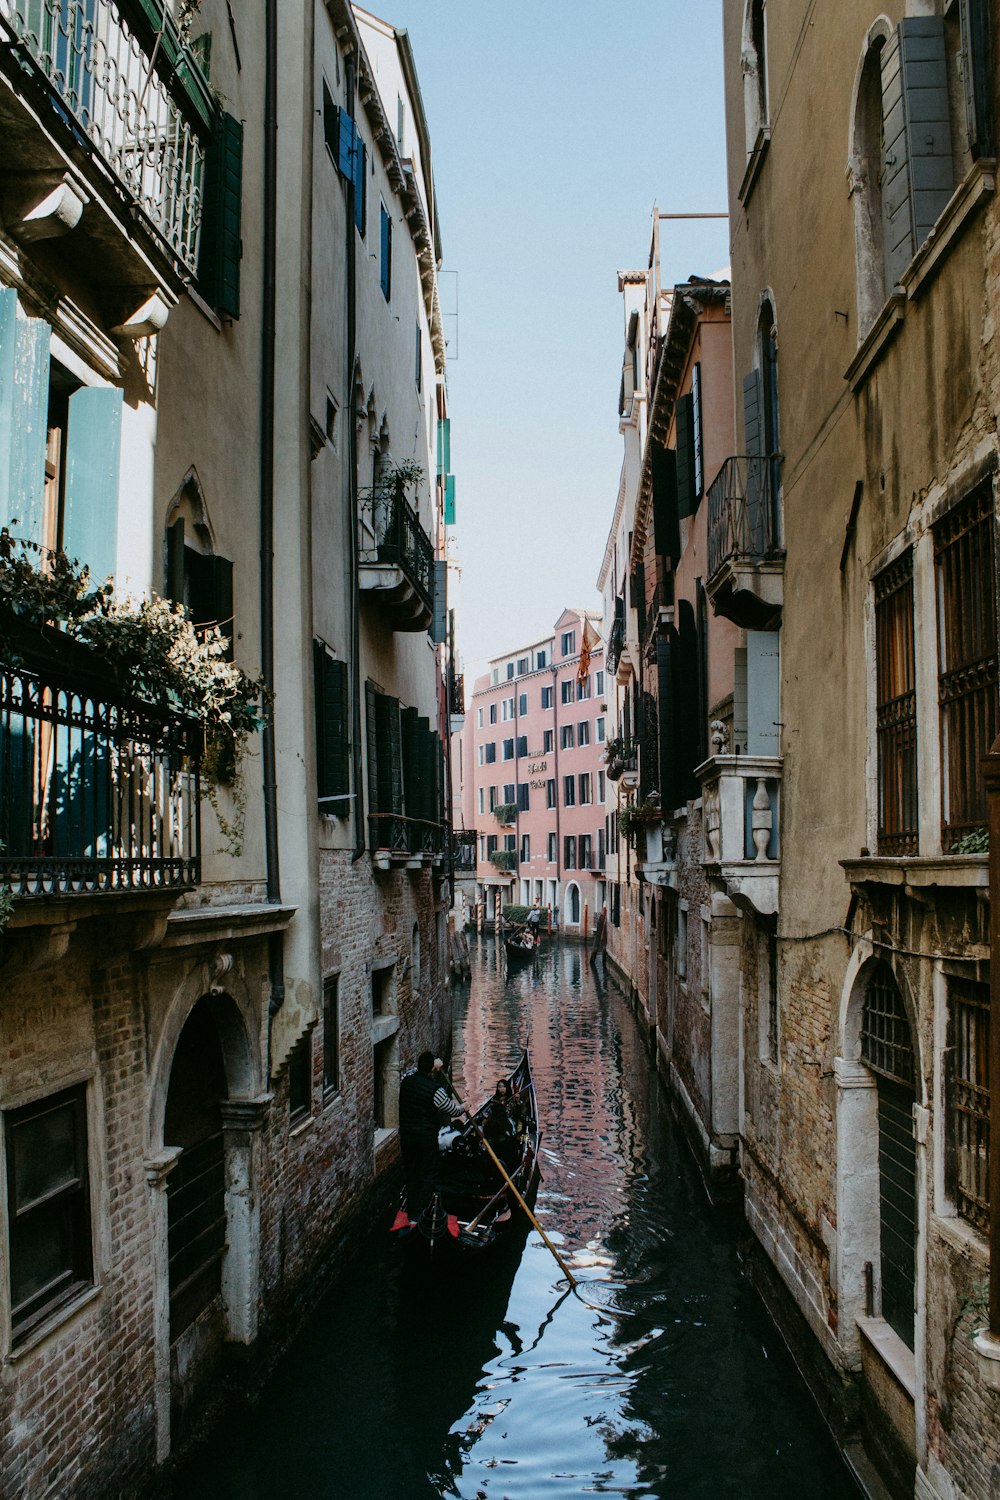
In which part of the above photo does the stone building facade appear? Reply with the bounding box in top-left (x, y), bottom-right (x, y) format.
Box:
top-left (0, 2), bottom-right (455, 1493)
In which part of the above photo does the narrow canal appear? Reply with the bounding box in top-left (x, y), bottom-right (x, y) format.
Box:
top-left (176, 937), bottom-right (860, 1499)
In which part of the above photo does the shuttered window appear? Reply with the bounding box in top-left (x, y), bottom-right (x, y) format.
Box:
top-left (875, 551), bottom-right (917, 854)
top-left (880, 19), bottom-right (955, 289)
top-left (314, 642), bottom-right (350, 813)
top-left (959, 0), bottom-right (994, 159)
top-left (676, 392), bottom-right (696, 518)
top-left (380, 201), bottom-right (392, 300)
top-left (949, 977), bottom-right (990, 1233)
top-left (199, 111), bottom-right (243, 318)
top-left (691, 362), bottom-right (704, 500)
top-left (0, 289), bottom-right (50, 542)
top-left (652, 443), bottom-right (680, 562)
top-left (327, 101), bottom-right (366, 235)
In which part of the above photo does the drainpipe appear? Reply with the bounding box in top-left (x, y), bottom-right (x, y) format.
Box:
top-left (345, 48), bottom-right (365, 864)
top-left (551, 664), bottom-right (561, 916)
top-left (261, 0), bottom-right (284, 1060)
top-left (981, 734), bottom-right (1000, 1337)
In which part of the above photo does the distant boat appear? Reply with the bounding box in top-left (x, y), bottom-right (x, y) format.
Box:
top-left (390, 1051), bottom-right (540, 1257)
top-left (503, 926), bottom-right (539, 963)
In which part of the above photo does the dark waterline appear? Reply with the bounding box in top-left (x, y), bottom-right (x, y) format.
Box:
top-left (174, 937), bottom-right (860, 1499)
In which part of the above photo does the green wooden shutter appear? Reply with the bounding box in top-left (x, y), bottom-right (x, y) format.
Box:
top-left (386, 695), bottom-right (403, 814)
top-left (960, 0), bottom-right (994, 159)
top-left (379, 203), bottom-right (392, 299)
top-left (652, 443), bottom-right (680, 562)
top-left (675, 392), bottom-right (696, 518)
top-left (0, 289), bottom-right (51, 542)
top-left (742, 370), bottom-right (765, 555)
top-left (444, 474), bottom-right (456, 526)
top-left (353, 136), bottom-right (367, 236)
top-left (881, 19), bottom-right (954, 289)
top-left (63, 386), bottom-right (123, 581)
top-left (400, 705), bottom-right (421, 820)
top-left (743, 369), bottom-right (763, 457)
top-left (199, 111), bottom-right (243, 318)
top-left (315, 643), bottom-right (349, 811)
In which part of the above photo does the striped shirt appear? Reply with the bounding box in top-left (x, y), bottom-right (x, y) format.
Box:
top-left (433, 1085), bottom-right (463, 1118)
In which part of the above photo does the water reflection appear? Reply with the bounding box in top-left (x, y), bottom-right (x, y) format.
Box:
top-left (175, 936), bottom-right (859, 1499)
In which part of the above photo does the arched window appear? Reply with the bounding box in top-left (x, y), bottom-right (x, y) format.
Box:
top-left (850, 31), bottom-right (888, 337)
top-left (166, 471), bottom-right (234, 659)
top-left (742, 0), bottom-right (769, 154)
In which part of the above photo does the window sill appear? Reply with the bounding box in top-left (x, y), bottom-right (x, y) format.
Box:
top-left (845, 291), bottom-right (906, 392)
top-left (371, 1014), bottom-right (399, 1045)
top-left (901, 157), bottom-right (995, 304)
top-left (841, 855), bottom-right (988, 890)
top-left (856, 1315), bottom-right (916, 1399)
top-left (931, 1211), bottom-right (989, 1265)
top-left (738, 126), bottom-right (771, 207)
top-left (5, 1284), bottom-right (101, 1364)
top-left (289, 1112), bottom-right (314, 1140)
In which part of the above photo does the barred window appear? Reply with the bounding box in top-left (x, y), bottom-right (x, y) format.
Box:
top-left (861, 961), bottom-right (914, 1086)
top-left (935, 486), bottom-right (998, 849)
top-left (950, 978), bottom-right (990, 1233)
top-left (875, 551), bottom-right (917, 854)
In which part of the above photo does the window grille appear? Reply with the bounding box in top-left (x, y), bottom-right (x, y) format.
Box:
top-left (935, 485), bottom-right (998, 848)
top-left (951, 978), bottom-right (990, 1233)
top-left (875, 551), bottom-right (918, 854)
top-left (861, 963), bottom-right (915, 1086)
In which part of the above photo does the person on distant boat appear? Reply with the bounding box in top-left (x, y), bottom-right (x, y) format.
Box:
top-left (399, 1052), bottom-right (464, 1217)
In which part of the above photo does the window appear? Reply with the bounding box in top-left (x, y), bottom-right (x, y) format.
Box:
top-left (5, 1085), bottom-right (92, 1341)
top-left (506, 662), bottom-right (515, 679)
top-left (517, 657), bottom-right (529, 675)
top-left (288, 1033), bottom-right (312, 1124)
top-left (502, 697), bottom-right (515, 721)
top-left (517, 783), bottom-right (530, 812)
top-left (503, 783), bottom-right (516, 803)
top-left (487, 833), bottom-right (498, 855)
top-left (950, 977), bottom-right (990, 1233)
top-left (477, 787), bottom-right (485, 815)
top-left (935, 487), bottom-right (998, 848)
top-left (691, 362), bottom-right (704, 500)
top-left (579, 773), bottom-right (592, 805)
top-left (518, 693), bottom-right (528, 716)
top-left (415, 321), bottom-right (422, 392)
top-left (563, 775), bottom-right (576, 807)
top-left (579, 834), bottom-right (592, 868)
top-left (502, 738), bottom-right (514, 760)
top-left (379, 200), bottom-right (392, 300)
top-left (313, 642), bottom-right (350, 814)
top-left (477, 707), bottom-right (483, 729)
top-left (578, 721), bottom-right (590, 747)
top-left (597, 826), bottom-right (606, 868)
top-left (371, 965), bottom-right (394, 1017)
top-left (484, 742), bottom-right (496, 764)
top-left (546, 779), bottom-right (557, 809)
top-left (504, 832), bottom-right (516, 853)
top-left (543, 729), bottom-right (554, 753)
top-left (875, 551), bottom-right (917, 854)
top-left (516, 735), bottom-right (527, 757)
top-left (610, 810), bottom-right (617, 853)
top-left (541, 686), bottom-right (554, 710)
top-left (742, 0), bottom-right (769, 155)
top-left (677, 907), bottom-right (688, 980)
top-left (561, 679), bottom-right (575, 704)
top-left (489, 785), bottom-right (498, 811)
top-left (478, 835), bottom-right (485, 861)
top-left (578, 676), bottom-right (590, 701)
top-left (520, 833), bottom-right (530, 862)
top-left (596, 670), bottom-right (604, 696)
top-left (596, 716), bottom-right (605, 743)
top-left (561, 630), bottom-right (576, 657)
top-left (489, 703), bottom-right (497, 724)
top-left (166, 518), bottom-right (235, 659)
top-left (477, 745), bottom-right (484, 767)
top-left (561, 725), bottom-right (574, 750)
top-left (537, 649), bottom-right (548, 669)
top-left (598, 769), bottom-right (606, 804)
top-left (564, 835), bottom-right (577, 869)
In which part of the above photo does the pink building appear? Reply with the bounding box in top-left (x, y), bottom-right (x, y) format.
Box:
top-left (468, 609), bottom-right (606, 933)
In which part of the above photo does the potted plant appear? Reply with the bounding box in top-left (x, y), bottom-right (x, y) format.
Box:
top-left (494, 802), bottom-right (517, 825)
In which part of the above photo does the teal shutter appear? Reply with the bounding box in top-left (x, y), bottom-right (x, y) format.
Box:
top-left (444, 474), bottom-right (456, 526)
top-left (675, 392), bottom-right (696, 518)
top-left (881, 19), bottom-right (954, 288)
top-left (691, 362), bottom-right (704, 499)
top-left (63, 387), bottom-right (123, 581)
top-left (337, 105), bottom-right (355, 181)
top-left (199, 111), bottom-right (243, 318)
top-left (353, 136), bottom-right (367, 236)
top-left (430, 558), bottom-right (447, 643)
top-left (437, 417), bottom-right (451, 474)
top-left (379, 203), bottom-right (392, 299)
top-left (0, 289), bottom-right (51, 542)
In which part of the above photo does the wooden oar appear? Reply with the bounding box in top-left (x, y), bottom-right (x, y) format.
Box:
top-left (449, 1078), bottom-right (577, 1289)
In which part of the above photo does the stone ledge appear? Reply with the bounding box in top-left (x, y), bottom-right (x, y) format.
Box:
top-left (841, 856), bottom-right (988, 890)
top-left (856, 1315), bottom-right (916, 1400)
top-left (162, 902), bottom-right (297, 948)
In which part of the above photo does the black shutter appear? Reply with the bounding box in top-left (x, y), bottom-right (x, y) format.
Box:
top-left (365, 681), bottom-right (380, 813)
top-left (209, 555), bottom-right (234, 659)
top-left (960, 0), bottom-right (994, 158)
top-left (400, 706), bottom-right (420, 819)
top-left (166, 517), bottom-right (185, 603)
top-left (652, 443), bottom-right (680, 562)
top-left (657, 632), bottom-right (676, 810)
top-left (385, 697), bottom-right (403, 814)
top-left (676, 393), bottom-right (696, 518)
top-left (198, 112), bottom-right (243, 318)
top-left (315, 643), bottom-right (349, 811)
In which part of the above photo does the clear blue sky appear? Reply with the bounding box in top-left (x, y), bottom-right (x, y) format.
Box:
top-left (400, 2), bottom-right (731, 676)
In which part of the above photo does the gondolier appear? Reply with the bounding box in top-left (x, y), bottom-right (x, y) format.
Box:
top-left (398, 1052), bottom-right (464, 1216)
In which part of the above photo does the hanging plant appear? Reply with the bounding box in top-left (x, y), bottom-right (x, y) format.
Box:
top-left (0, 532), bottom-right (268, 855)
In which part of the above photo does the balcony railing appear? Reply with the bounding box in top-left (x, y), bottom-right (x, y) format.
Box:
top-left (359, 480), bottom-right (435, 630)
top-left (448, 671), bottom-right (464, 717)
top-left (606, 615), bottom-right (625, 678)
top-left (0, 0), bottom-right (211, 273)
top-left (707, 455), bottom-right (781, 579)
top-left (451, 828), bottom-right (476, 871)
top-left (368, 813), bottom-right (444, 861)
top-left (698, 753), bottom-right (781, 916)
top-left (0, 653), bottom-right (201, 899)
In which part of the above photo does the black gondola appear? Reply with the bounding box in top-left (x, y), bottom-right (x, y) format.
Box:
top-left (503, 925), bottom-right (539, 963)
top-left (391, 1051), bottom-right (540, 1257)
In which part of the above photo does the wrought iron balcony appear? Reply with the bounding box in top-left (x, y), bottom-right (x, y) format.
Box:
top-left (697, 753), bottom-right (781, 916)
top-left (0, 645), bottom-right (201, 902)
top-left (359, 478), bottom-right (435, 633)
top-left (605, 615), bottom-right (625, 678)
top-left (368, 813), bottom-right (444, 870)
top-left (0, 0), bottom-right (214, 292)
top-left (605, 738), bottom-right (637, 784)
top-left (706, 455), bottom-right (784, 628)
top-left (448, 670), bottom-right (464, 718)
top-left (450, 828), bottom-right (476, 871)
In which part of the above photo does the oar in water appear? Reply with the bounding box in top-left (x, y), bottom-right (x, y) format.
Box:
top-left (448, 1078), bottom-right (577, 1290)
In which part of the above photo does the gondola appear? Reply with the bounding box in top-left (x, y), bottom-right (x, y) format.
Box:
top-left (503, 925), bottom-right (540, 963)
top-left (391, 1051), bottom-right (540, 1258)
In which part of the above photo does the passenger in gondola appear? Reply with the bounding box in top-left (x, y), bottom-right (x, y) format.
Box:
top-left (483, 1091), bottom-right (520, 1172)
top-left (399, 1052), bottom-right (464, 1217)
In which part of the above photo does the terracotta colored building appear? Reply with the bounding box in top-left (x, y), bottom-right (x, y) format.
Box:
top-left (468, 610), bottom-right (606, 932)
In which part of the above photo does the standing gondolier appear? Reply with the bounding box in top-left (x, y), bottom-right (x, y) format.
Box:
top-left (398, 1052), bottom-right (464, 1218)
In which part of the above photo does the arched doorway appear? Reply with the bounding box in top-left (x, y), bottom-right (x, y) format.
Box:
top-left (164, 999), bottom-right (228, 1341)
top-left (568, 882), bottom-right (581, 926)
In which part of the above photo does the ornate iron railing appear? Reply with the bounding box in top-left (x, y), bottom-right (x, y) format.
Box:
top-left (368, 812), bottom-right (444, 857)
top-left (0, 655), bottom-right (201, 897)
top-left (0, 0), bottom-right (209, 271)
top-left (451, 828), bottom-right (476, 871)
top-left (359, 482), bottom-right (434, 615)
top-left (606, 615), bottom-right (625, 677)
top-left (707, 455), bottom-right (782, 580)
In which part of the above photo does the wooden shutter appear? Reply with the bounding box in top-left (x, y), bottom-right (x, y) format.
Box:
top-left (209, 555), bottom-right (234, 658)
top-left (385, 696), bottom-right (403, 814)
top-left (379, 203), bottom-right (392, 299)
top-left (652, 443), bottom-right (680, 562)
top-left (314, 643), bottom-right (349, 810)
top-left (437, 417), bottom-right (451, 474)
top-left (0, 289), bottom-right (51, 542)
top-left (353, 136), bottom-right (366, 236)
top-left (675, 393), bottom-right (696, 518)
top-left (400, 705), bottom-right (421, 819)
top-left (336, 106), bottom-right (354, 180)
top-left (691, 362), bottom-right (704, 500)
top-left (166, 518), bottom-right (185, 602)
top-left (365, 680), bottom-right (380, 812)
top-left (881, 19), bottom-right (954, 289)
top-left (199, 112), bottom-right (243, 318)
top-left (743, 369), bottom-right (763, 458)
top-left (430, 558), bottom-right (447, 643)
top-left (63, 387), bottom-right (123, 581)
top-left (960, 0), bottom-right (994, 159)
top-left (444, 474), bottom-right (456, 526)
top-left (322, 82), bottom-right (337, 157)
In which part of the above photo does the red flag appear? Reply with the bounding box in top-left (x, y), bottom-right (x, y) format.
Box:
top-left (577, 618), bottom-right (598, 684)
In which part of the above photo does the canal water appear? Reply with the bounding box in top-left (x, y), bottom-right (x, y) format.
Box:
top-left (175, 937), bottom-right (860, 1499)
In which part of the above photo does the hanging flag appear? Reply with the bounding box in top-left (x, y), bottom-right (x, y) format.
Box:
top-left (577, 617), bottom-right (599, 684)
